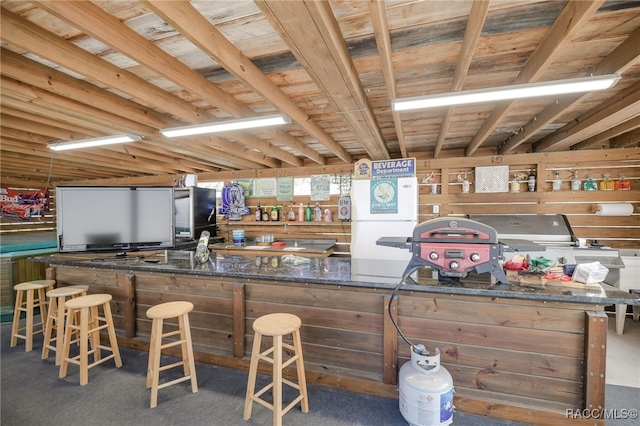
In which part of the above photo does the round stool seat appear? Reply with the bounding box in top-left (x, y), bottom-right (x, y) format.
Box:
top-left (252, 313), bottom-right (301, 336)
top-left (146, 301), bottom-right (194, 319)
top-left (14, 279), bottom-right (56, 291)
top-left (65, 293), bottom-right (112, 310)
top-left (46, 285), bottom-right (89, 298)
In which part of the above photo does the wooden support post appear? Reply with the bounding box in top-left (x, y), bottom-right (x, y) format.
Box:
top-left (233, 283), bottom-right (246, 358)
top-left (46, 267), bottom-right (56, 281)
top-left (383, 295), bottom-right (399, 385)
top-left (584, 310), bottom-right (607, 412)
top-left (124, 274), bottom-right (136, 338)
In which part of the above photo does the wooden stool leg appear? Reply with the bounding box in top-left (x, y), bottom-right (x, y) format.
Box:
top-left (25, 289), bottom-right (35, 352)
top-left (10, 290), bottom-right (24, 347)
top-left (79, 307), bottom-right (90, 386)
top-left (41, 297), bottom-right (58, 362)
top-left (293, 329), bottom-right (309, 413)
top-left (180, 314), bottom-right (198, 392)
top-left (103, 301), bottom-right (122, 367)
top-left (149, 318), bottom-right (163, 408)
top-left (244, 331), bottom-right (263, 420)
top-left (37, 287), bottom-right (48, 329)
top-left (59, 306), bottom-right (75, 379)
top-left (273, 334), bottom-right (283, 426)
top-left (54, 296), bottom-right (66, 365)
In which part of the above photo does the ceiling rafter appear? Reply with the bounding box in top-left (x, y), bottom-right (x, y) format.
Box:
top-left (464, 0), bottom-right (605, 156)
top-left (256, 0), bottom-right (387, 161)
top-left (570, 115), bottom-right (640, 150)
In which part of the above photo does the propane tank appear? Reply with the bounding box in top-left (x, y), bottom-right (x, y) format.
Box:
top-left (399, 345), bottom-right (454, 426)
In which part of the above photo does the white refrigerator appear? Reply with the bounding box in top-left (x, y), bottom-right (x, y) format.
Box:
top-left (350, 177), bottom-right (418, 261)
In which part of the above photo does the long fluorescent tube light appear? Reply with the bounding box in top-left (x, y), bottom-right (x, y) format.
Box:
top-left (392, 73), bottom-right (621, 112)
top-left (47, 134), bottom-right (142, 151)
top-left (160, 114), bottom-right (291, 138)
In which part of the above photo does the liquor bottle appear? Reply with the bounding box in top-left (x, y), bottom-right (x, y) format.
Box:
top-left (583, 175), bottom-right (597, 191)
top-left (615, 174), bottom-right (631, 190)
top-left (288, 205), bottom-right (296, 221)
top-left (314, 201), bottom-right (322, 221)
top-left (255, 203), bottom-right (262, 221)
top-left (305, 203), bottom-right (312, 222)
top-left (298, 203), bottom-right (304, 221)
top-left (571, 171), bottom-right (581, 191)
top-left (552, 171), bottom-right (562, 192)
top-left (510, 175), bottom-right (520, 193)
top-left (271, 204), bottom-right (279, 221)
top-left (461, 172), bottom-right (470, 194)
top-left (599, 174), bottom-right (614, 191)
top-left (527, 168), bottom-right (536, 192)
top-left (261, 207), bottom-right (270, 222)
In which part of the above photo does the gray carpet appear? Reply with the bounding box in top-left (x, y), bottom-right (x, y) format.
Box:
top-left (1, 321), bottom-right (637, 425)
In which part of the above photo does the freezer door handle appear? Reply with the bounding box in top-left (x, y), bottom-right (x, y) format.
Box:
top-left (376, 237), bottom-right (411, 250)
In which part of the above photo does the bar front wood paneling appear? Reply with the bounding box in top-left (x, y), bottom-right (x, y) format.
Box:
top-left (48, 263), bottom-right (610, 424)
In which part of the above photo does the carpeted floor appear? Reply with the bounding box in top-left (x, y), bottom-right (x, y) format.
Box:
top-left (1, 321), bottom-right (637, 426)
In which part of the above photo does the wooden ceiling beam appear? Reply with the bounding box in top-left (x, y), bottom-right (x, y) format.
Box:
top-left (257, 0), bottom-right (386, 160)
top-left (464, 0), bottom-right (605, 156)
top-left (434, 0), bottom-right (489, 159)
top-left (570, 115), bottom-right (640, 150)
top-left (35, 1), bottom-right (306, 167)
top-left (368, 0), bottom-right (407, 158)
top-left (499, 26), bottom-right (640, 154)
top-left (535, 80), bottom-right (640, 152)
top-left (143, 0), bottom-right (340, 165)
top-left (611, 128), bottom-right (640, 148)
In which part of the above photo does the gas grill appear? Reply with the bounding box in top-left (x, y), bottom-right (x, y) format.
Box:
top-left (377, 217), bottom-right (519, 284)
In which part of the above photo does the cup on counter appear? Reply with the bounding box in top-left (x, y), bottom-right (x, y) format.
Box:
top-left (232, 230), bottom-right (245, 244)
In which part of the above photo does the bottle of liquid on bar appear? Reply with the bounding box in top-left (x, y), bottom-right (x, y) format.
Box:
top-left (583, 175), bottom-right (597, 191)
top-left (298, 203), bottom-right (304, 221)
top-left (552, 171), bottom-right (562, 192)
top-left (599, 174), bottom-right (614, 191)
top-left (255, 203), bottom-right (262, 221)
top-left (271, 203), bottom-right (279, 221)
top-left (314, 201), bottom-right (322, 221)
top-left (527, 168), bottom-right (536, 192)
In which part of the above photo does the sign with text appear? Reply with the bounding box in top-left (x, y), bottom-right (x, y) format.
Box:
top-left (371, 158), bottom-right (416, 178)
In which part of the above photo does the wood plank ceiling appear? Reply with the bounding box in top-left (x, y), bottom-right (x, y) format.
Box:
top-left (1, 0), bottom-right (639, 186)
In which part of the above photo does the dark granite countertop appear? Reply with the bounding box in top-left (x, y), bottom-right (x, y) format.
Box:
top-left (31, 250), bottom-right (640, 306)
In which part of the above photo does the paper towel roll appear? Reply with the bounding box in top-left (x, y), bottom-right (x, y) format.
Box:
top-left (595, 203), bottom-right (634, 216)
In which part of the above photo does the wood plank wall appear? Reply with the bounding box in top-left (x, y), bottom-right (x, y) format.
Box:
top-left (2, 148), bottom-right (638, 251)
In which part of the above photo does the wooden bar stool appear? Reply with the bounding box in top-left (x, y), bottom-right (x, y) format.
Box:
top-left (244, 313), bottom-right (309, 426)
top-left (42, 285), bottom-right (89, 365)
top-left (59, 294), bottom-right (123, 385)
top-left (146, 301), bottom-right (198, 408)
top-left (10, 279), bottom-right (56, 352)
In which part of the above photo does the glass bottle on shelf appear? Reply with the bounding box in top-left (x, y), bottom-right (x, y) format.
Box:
top-left (255, 203), bottom-right (262, 221)
top-left (314, 201), bottom-right (322, 221)
top-left (527, 168), bottom-right (536, 192)
top-left (298, 203), bottom-right (304, 221)
top-left (462, 172), bottom-right (470, 194)
top-left (261, 207), bottom-right (270, 222)
top-left (571, 171), bottom-right (581, 191)
top-left (305, 203), bottom-right (312, 222)
top-left (288, 205), bottom-right (296, 221)
top-left (599, 174), bottom-right (615, 191)
top-left (615, 174), bottom-right (631, 190)
top-left (510, 175), bottom-right (520, 193)
top-left (552, 171), bottom-right (562, 192)
top-left (583, 175), bottom-right (597, 191)
top-left (270, 204), bottom-right (279, 221)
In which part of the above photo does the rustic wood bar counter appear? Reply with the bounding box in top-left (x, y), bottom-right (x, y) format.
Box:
top-left (33, 251), bottom-right (639, 425)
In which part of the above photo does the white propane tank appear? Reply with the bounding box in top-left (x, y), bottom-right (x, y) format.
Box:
top-left (399, 346), bottom-right (454, 426)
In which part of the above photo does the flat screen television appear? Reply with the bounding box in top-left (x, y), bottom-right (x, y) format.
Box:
top-left (174, 187), bottom-right (217, 240)
top-left (56, 186), bottom-right (175, 253)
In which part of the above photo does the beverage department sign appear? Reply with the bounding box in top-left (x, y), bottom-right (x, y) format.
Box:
top-left (354, 158), bottom-right (416, 179)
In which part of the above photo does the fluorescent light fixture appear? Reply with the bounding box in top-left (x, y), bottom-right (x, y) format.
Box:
top-left (160, 114), bottom-right (291, 138)
top-left (392, 73), bottom-right (621, 112)
top-left (47, 134), bottom-right (142, 151)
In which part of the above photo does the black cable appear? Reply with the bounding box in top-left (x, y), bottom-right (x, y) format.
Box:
top-left (387, 266), bottom-right (421, 348)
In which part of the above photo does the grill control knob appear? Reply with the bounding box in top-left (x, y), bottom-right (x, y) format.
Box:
top-left (429, 252), bottom-right (439, 260)
top-left (449, 261), bottom-right (460, 270)
top-left (470, 253), bottom-right (480, 262)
